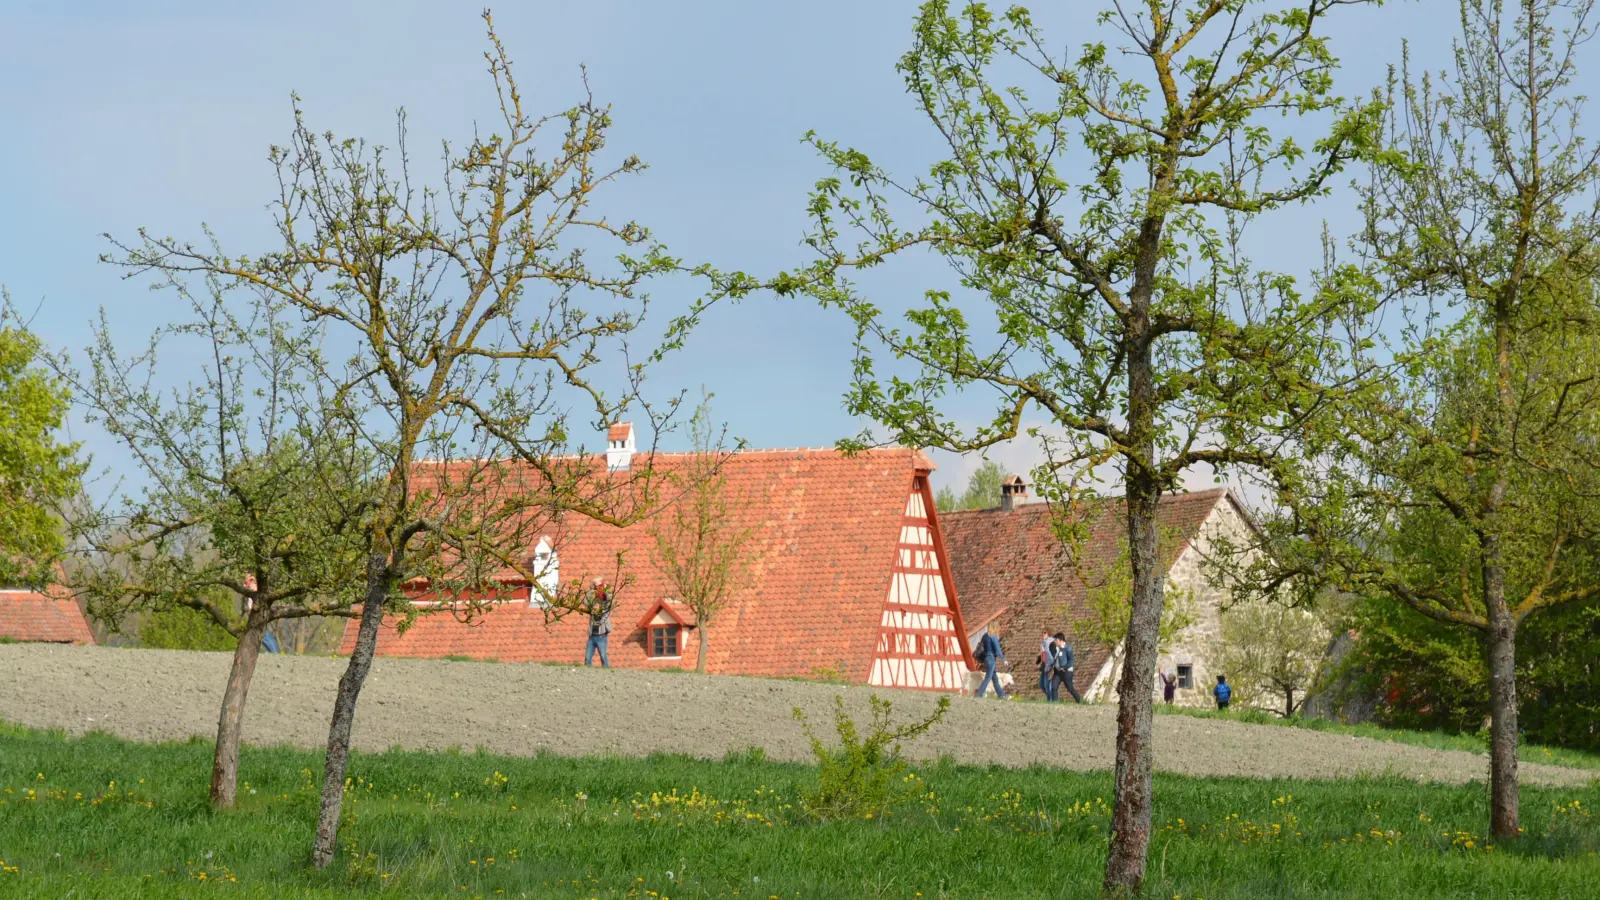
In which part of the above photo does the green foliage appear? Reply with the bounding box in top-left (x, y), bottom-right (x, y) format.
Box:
top-left (764, 3), bottom-right (1384, 880)
top-left (1337, 594), bottom-right (1600, 751)
top-left (67, 290), bottom-right (379, 639)
top-left (137, 606), bottom-right (237, 652)
top-left (0, 722), bottom-right (1597, 898)
top-left (934, 460), bottom-right (1006, 511)
top-left (1519, 602), bottom-right (1600, 751)
top-left (806, 660), bottom-right (851, 684)
top-left (1340, 594), bottom-right (1490, 735)
top-left (1235, 1), bottom-right (1600, 837)
top-left (1156, 703), bottom-right (1600, 772)
top-left (1073, 532), bottom-right (1198, 653)
top-left (774, 0), bottom-right (1381, 499)
top-left (0, 302), bottom-right (83, 588)
top-left (1213, 601), bottom-right (1328, 718)
top-left (793, 694), bottom-right (949, 821)
top-left (721, 745), bottom-right (768, 766)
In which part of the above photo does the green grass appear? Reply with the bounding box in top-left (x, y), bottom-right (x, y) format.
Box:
top-left (1152, 704), bottom-right (1600, 772)
top-left (0, 721), bottom-right (1595, 899)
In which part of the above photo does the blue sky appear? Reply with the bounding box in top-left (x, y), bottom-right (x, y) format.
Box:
top-left (0, 1), bottom-right (1492, 498)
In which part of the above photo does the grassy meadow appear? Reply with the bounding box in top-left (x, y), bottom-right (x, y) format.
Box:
top-left (0, 720), bottom-right (1596, 899)
top-left (1151, 704), bottom-right (1600, 772)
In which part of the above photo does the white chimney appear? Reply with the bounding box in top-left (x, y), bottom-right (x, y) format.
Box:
top-left (1000, 474), bottom-right (1028, 512)
top-left (606, 422), bottom-right (636, 471)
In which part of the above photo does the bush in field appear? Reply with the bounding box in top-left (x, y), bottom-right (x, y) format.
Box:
top-left (138, 606), bottom-right (235, 651)
top-left (793, 694), bottom-right (949, 821)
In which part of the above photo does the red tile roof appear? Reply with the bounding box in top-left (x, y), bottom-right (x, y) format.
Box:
top-left (0, 583), bottom-right (95, 644)
top-left (939, 489), bottom-right (1228, 697)
top-left (343, 447), bottom-right (938, 682)
top-left (607, 422), bottom-right (634, 442)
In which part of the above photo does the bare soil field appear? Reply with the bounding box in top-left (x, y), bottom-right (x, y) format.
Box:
top-left (1, 643), bottom-right (1590, 787)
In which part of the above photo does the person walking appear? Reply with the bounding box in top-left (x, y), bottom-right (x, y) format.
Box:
top-left (1160, 669), bottom-right (1177, 705)
top-left (1038, 632), bottom-right (1056, 700)
top-left (1051, 633), bottom-right (1084, 703)
top-left (975, 626), bottom-right (1008, 699)
top-left (584, 578), bottom-right (613, 668)
top-left (1213, 674), bottom-right (1232, 711)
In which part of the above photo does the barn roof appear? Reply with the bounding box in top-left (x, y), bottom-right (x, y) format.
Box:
top-left (347, 446), bottom-right (937, 681)
top-left (0, 583), bottom-right (95, 645)
top-left (938, 488), bottom-right (1229, 693)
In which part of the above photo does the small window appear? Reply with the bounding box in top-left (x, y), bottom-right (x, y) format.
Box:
top-left (649, 625), bottom-right (681, 658)
top-left (529, 538), bottom-right (558, 607)
top-left (1176, 664), bottom-right (1193, 689)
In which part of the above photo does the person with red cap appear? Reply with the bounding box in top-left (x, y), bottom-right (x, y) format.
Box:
top-left (584, 578), bottom-right (613, 667)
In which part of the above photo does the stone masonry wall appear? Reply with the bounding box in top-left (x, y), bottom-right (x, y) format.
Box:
top-left (1086, 496), bottom-right (1258, 708)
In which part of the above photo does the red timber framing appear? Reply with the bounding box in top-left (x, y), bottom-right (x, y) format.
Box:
top-left (867, 470), bottom-right (977, 691)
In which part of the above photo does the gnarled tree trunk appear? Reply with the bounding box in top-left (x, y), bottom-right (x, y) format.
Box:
top-left (311, 555), bottom-right (389, 868)
top-left (1104, 476), bottom-right (1164, 892)
top-left (210, 617), bottom-right (266, 809)
top-left (1104, 308), bottom-right (1163, 892)
top-left (1105, 227), bottom-right (1164, 893)
top-left (1484, 541), bottom-right (1520, 837)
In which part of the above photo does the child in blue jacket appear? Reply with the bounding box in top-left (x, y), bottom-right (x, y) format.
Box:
top-left (1213, 674), bottom-right (1232, 710)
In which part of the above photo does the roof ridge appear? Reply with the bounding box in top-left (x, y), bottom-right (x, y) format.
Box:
top-left (938, 487), bottom-right (1228, 517)
top-left (415, 445), bottom-right (919, 466)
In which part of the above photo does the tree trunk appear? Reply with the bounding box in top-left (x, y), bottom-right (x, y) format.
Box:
top-left (210, 617), bottom-right (266, 809)
top-left (1285, 688), bottom-right (1295, 720)
top-left (1103, 213), bottom-right (1166, 889)
top-left (1485, 598), bottom-right (1520, 838)
top-left (311, 555), bottom-right (390, 868)
top-left (1104, 478), bottom-right (1163, 892)
top-left (696, 623), bottom-right (708, 674)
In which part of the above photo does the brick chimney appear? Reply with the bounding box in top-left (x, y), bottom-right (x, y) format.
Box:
top-left (606, 422), bottom-right (636, 471)
top-left (1000, 474), bottom-right (1028, 512)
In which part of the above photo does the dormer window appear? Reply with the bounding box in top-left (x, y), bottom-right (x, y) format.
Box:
top-left (649, 625), bottom-right (681, 658)
top-left (530, 537), bottom-right (559, 607)
top-left (636, 598), bottom-right (694, 660)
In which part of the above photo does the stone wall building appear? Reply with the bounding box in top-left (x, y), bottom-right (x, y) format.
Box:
top-left (941, 479), bottom-right (1257, 707)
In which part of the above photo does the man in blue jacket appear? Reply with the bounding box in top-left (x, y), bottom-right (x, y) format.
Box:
top-left (975, 626), bottom-right (1008, 699)
top-left (1051, 633), bottom-right (1084, 703)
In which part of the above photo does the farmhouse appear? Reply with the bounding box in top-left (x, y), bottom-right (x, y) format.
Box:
top-left (0, 578), bottom-right (94, 645)
top-left (342, 426), bottom-right (978, 691)
top-left (940, 478), bottom-right (1253, 707)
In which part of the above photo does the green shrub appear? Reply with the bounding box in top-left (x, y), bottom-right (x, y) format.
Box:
top-left (807, 660), bottom-right (850, 684)
top-left (723, 745), bottom-right (768, 765)
top-left (793, 694), bottom-right (950, 821)
top-left (137, 606), bottom-right (236, 651)
top-left (1537, 799), bottom-right (1599, 858)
